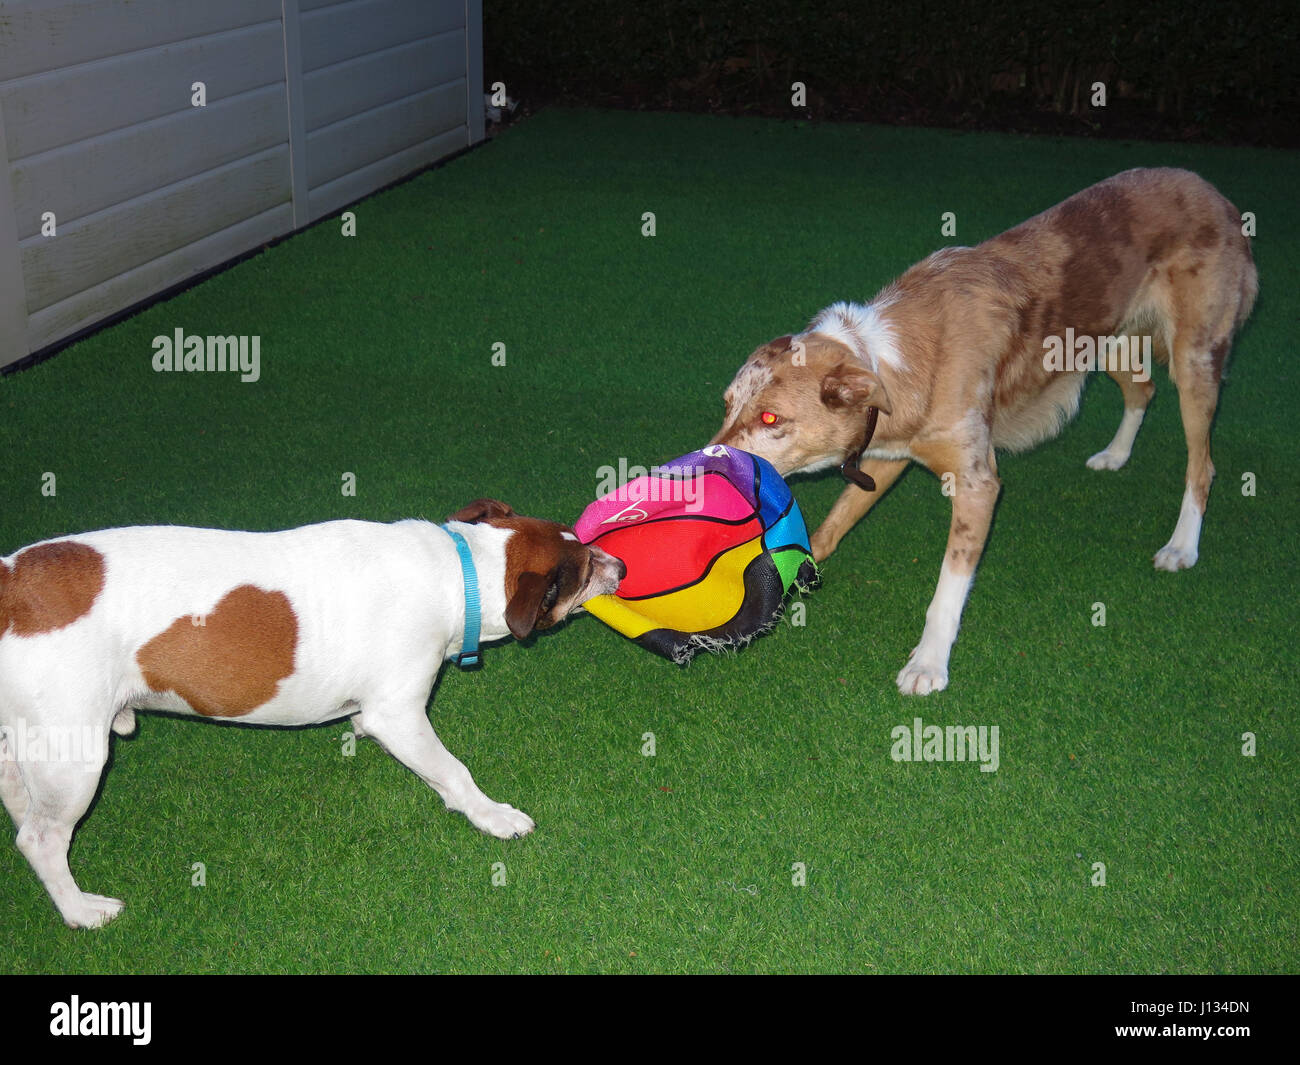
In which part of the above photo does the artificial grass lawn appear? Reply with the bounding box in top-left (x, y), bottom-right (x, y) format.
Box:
top-left (1, 109), bottom-right (1296, 973)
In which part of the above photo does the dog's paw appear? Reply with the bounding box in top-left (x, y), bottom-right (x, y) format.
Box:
top-left (63, 892), bottom-right (124, 929)
top-left (1085, 448), bottom-right (1129, 471)
top-left (1153, 542), bottom-right (1198, 571)
top-left (897, 656), bottom-right (949, 696)
top-left (810, 531), bottom-right (837, 564)
top-left (467, 801), bottom-right (536, 840)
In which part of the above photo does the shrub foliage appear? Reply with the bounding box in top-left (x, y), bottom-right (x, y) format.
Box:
top-left (484, 1), bottom-right (1299, 145)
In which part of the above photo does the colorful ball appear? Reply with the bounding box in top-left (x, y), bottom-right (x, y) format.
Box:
top-left (575, 445), bottom-right (817, 663)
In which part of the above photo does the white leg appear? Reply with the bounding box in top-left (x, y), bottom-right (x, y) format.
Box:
top-left (1087, 407), bottom-right (1146, 470)
top-left (1154, 483), bottom-right (1203, 571)
top-left (15, 753), bottom-right (123, 928)
top-left (356, 701), bottom-right (534, 839)
top-left (897, 561), bottom-right (973, 696)
top-left (0, 729), bottom-right (31, 827)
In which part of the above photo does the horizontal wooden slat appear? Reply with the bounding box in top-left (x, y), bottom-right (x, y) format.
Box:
top-left (22, 145), bottom-right (291, 311)
top-left (305, 81), bottom-right (465, 189)
top-left (25, 201), bottom-right (294, 353)
top-left (12, 85), bottom-right (288, 239)
top-left (306, 126), bottom-right (467, 222)
top-left (303, 31), bottom-right (465, 132)
top-left (0, 0), bottom-right (280, 84)
top-left (299, 0), bottom-right (463, 73)
top-left (2, 21), bottom-right (285, 160)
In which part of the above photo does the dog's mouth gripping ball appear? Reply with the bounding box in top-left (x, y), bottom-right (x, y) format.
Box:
top-left (575, 445), bottom-right (818, 663)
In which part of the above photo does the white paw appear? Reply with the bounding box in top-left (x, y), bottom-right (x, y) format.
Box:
top-left (63, 892), bottom-right (124, 929)
top-left (897, 654), bottom-right (949, 696)
top-left (1153, 542), bottom-right (1198, 571)
top-left (1086, 449), bottom-right (1128, 471)
top-left (467, 801), bottom-right (536, 839)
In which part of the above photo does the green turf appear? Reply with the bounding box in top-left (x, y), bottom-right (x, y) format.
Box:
top-left (1, 109), bottom-right (1296, 973)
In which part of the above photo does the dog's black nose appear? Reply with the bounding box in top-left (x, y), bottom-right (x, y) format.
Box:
top-left (615, 559), bottom-right (627, 580)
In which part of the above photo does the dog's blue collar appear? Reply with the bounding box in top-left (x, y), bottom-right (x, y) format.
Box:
top-left (441, 526), bottom-right (481, 669)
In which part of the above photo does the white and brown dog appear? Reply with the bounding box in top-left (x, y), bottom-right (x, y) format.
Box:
top-left (0, 499), bottom-right (624, 927)
top-left (713, 168), bottom-right (1257, 695)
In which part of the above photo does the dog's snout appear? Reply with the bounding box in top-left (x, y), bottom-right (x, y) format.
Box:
top-left (587, 546), bottom-right (625, 595)
top-left (600, 549), bottom-right (626, 582)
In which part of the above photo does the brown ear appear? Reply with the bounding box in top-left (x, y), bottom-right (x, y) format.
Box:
top-left (447, 498), bottom-right (514, 524)
top-left (766, 335), bottom-right (794, 355)
top-left (821, 364), bottom-right (892, 415)
top-left (505, 571), bottom-right (550, 640)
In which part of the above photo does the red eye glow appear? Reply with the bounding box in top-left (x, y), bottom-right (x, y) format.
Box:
top-left (760, 411), bottom-right (779, 426)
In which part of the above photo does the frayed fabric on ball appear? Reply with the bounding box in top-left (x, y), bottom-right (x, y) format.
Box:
top-left (575, 445), bottom-right (818, 663)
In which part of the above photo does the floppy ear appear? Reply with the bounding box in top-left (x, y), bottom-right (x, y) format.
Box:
top-left (821, 364), bottom-right (893, 416)
top-left (447, 498), bottom-right (514, 524)
top-left (504, 571), bottom-right (551, 640)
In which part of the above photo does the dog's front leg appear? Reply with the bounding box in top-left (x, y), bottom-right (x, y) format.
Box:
top-left (896, 450), bottom-right (1001, 695)
top-left (355, 698), bottom-right (535, 839)
top-left (811, 458), bottom-right (909, 562)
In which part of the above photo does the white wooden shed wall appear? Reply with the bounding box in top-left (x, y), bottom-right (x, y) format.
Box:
top-left (0, 0), bottom-right (484, 368)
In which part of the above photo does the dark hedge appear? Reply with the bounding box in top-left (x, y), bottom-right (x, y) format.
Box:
top-left (483, 1), bottom-right (1300, 146)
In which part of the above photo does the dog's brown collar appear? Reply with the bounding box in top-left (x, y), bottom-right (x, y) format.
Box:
top-left (839, 406), bottom-right (880, 491)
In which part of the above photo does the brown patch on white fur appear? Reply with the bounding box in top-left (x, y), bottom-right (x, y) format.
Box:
top-left (0, 541), bottom-right (106, 637)
top-left (446, 498), bottom-right (625, 639)
top-left (714, 168), bottom-right (1256, 691)
top-left (136, 585), bottom-right (298, 716)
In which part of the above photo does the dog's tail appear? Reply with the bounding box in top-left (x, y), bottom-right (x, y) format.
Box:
top-left (0, 558), bottom-right (10, 636)
top-left (1236, 258), bottom-right (1259, 335)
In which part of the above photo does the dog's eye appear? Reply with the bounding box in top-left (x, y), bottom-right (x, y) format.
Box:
top-left (760, 411), bottom-right (780, 426)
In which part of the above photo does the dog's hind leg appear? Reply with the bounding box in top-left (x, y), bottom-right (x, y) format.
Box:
top-left (1086, 364), bottom-right (1157, 472)
top-left (811, 458), bottom-right (909, 561)
top-left (0, 728), bottom-right (31, 827)
top-left (1151, 227), bottom-right (1256, 571)
top-left (1152, 264), bottom-right (1251, 570)
top-left (14, 728), bottom-right (120, 928)
top-left (1155, 340), bottom-right (1224, 571)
